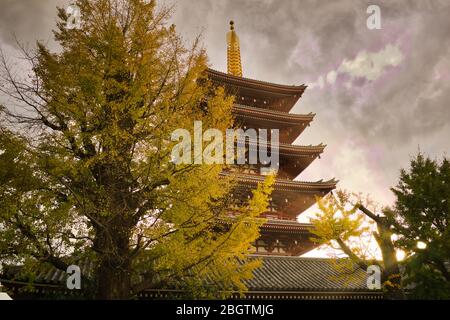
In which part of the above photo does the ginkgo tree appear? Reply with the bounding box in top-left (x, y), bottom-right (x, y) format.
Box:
top-left (0, 0), bottom-right (273, 299)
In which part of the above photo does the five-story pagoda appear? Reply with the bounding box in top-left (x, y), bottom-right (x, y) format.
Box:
top-left (207, 21), bottom-right (337, 257)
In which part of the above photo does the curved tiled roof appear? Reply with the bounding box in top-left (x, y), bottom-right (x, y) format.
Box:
top-left (260, 221), bottom-right (313, 234)
top-left (206, 68), bottom-right (307, 95)
top-left (233, 104), bottom-right (315, 124)
top-left (244, 139), bottom-right (325, 156)
top-left (246, 255), bottom-right (370, 292)
top-left (220, 217), bottom-right (314, 233)
top-left (1, 256), bottom-right (375, 296)
top-left (222, 172), bottom-right (338, 191)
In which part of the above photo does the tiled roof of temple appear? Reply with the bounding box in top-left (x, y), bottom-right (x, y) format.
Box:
top-left (246, 256), bottom-right (370, 292)
top-left (1, 257), bottom-right (381, 299)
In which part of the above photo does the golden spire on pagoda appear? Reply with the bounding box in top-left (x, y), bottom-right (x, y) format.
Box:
top-left (226, 21), bottom-right (243, 77)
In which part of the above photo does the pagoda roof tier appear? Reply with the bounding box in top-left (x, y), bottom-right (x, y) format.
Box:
top-left (218, 216), bottom-right (314, 235)
top-left (207, 68), bottom-right (306, 95)
top-left (245, 139), bottom-right (325, 157)
top-left (233, 104), bottom-right (314, 144)
top-left (223, 172), bottom-right (337, 191)
top-left (261, 220), bottom-right (314, 234)
top-left (223, 172), bottom-right (337, 217)
top-left (207, 68), bottom-right (306, 112)
top-left (234, 104), bottom-right (315, 123)
top-left (243, 140), bottom-right (325, 178)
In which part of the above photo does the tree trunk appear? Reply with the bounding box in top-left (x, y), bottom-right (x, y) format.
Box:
top-left (94, 223), bottom-right (133, 299)
top-left (96, 258), bottom-right (132, 299)
top-left (357, 204), bottom-right (405, 299)
top-left (375, 222), bottom-right (405, 300)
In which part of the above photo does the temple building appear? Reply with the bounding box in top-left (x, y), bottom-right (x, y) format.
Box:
top-left (208, 21), bottom-right (337, 257)
top-left (0, 22), bottom-right (382, 300)
top-left (205, 21), bottom-right (381, 299)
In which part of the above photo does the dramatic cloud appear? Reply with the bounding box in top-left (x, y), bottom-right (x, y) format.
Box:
top-left (165, 0), bottom-right (450, 212)
top-left (326, 71), bottom-right (337, 85)
top-left (339, 43), bottom-right (403, 81)
top-left (1, 0), bottom-right (449, 212)
top-left (311, 44), bottom-right (404, 88)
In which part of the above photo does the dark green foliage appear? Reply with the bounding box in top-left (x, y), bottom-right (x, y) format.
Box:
top-left (390, 153), bottom-right (450, 299)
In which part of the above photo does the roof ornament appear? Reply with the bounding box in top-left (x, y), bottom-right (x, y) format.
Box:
top-left (227, 20), bottom-right (243, 77)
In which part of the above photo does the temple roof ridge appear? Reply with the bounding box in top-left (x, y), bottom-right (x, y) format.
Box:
top-left (244, 139), bottom-right (326, 154)
top-left (293, 177), bottom-right (338, 184)
top-left (206, 68), bottom-right (307, 93)
top-left (249, 254), bottom-right (335, 261)
top-left (222, 172), bottom-right (338, 188)
top-left (234, 104), bottom-right (315, 119)
top-left (265, 219), bottom-right (312, 227)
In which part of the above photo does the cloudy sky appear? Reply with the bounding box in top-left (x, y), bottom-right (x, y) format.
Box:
top-left (1, 1), bottom-right (449, 237)
top-left (166, 0), bottom-right (450, 207)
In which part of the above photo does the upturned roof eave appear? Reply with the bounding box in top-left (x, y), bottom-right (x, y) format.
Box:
top-left (222, 172), bottom-right (338, 191)
top-left (245, 140), bottom-right (326, 156)
top-left (233, 104), bottom-right (315, 123)
top-left (206, 68), bottom-right (307, 95)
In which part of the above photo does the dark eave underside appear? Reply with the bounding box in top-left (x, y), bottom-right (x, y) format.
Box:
top-left (226, 173), bottom-right (337, 216)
